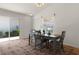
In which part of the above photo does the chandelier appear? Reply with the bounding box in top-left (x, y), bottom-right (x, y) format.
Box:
top-left (35, 3), bottom-right (45, 7)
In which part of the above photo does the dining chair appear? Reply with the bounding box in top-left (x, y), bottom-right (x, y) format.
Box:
top-left (29, 30), bottom-right (41, 48)
top-left (29, 33), bottom-right (34, 45)
top-left (34, 32), bottom-right (49, 49)
top-left (28, 30), bottom-right (41, 46)
top-left (50, 31), bottom-right (66, 54)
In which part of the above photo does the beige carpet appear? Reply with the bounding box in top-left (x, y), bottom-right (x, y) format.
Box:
top-left (0, 39), bottom-right (78, 55)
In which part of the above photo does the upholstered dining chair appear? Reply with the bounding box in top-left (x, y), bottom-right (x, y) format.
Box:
top-left (34, 34), bottom-right (49, 49)
top-left (29, 30), bottom-right (46, 49)
top-left (29, 30), bottom-right (41, 45)
top-left (50, 31), bottom-right (66, 54)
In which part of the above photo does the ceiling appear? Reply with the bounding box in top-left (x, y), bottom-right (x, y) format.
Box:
top-left (0, 3), bottom-right (51, 16)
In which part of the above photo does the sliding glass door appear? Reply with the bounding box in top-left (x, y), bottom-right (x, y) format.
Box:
top-left (10, 17), bottom-right (20, 40)
top-left (0, 16), bottom-right (10, 42)
top-left (0, 16), bottom-right (20, 42)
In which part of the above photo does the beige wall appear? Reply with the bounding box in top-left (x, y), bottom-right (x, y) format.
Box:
top-left (19, 15), bottom-right (33, 39)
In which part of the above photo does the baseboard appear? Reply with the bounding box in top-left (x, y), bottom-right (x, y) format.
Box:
top-left (64, 42), bottom-right (79, 48)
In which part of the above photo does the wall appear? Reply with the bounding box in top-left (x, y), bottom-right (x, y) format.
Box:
top-left (33, 3), bottom-right (79, 48)
top-left (19, 15), bottom-right (33, 39)
top-left (33, 5), bottom-right (55, 30)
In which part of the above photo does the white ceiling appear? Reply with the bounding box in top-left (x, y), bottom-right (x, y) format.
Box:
top-left (0, 3), bottom-right (51, 16)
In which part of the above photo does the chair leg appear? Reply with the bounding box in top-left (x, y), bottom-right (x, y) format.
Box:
top-left (29, 35), bottom-right (30, 45)
top-left (61, 44), bottom-right (65, 53)
top-left (34, 39), bottom-right (36, 49)
top-left (46, 40), bottom-right (50, 48)
top-left (40, 42), bottom-right (43, 49)
top-left (58, 46), bottom-right (65, 54)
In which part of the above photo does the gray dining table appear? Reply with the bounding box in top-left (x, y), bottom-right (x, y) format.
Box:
top-left (29, 33), bottom-right (60, 50)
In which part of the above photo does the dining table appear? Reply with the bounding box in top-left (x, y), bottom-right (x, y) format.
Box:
top-left (29, 33), bottom-right (61, 50)
top-left (41, 34), bottom-right (60, 48)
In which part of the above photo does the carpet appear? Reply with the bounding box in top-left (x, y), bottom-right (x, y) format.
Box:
top-left (0, 39), bottom-right (78, 55)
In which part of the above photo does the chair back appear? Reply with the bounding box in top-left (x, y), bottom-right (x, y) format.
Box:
top-left (60, 31), bottom-right (66, 43)
top-left (34, 34), bottom-right (41, 40)
top-left (35, 30), bottom-right (41, 35)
